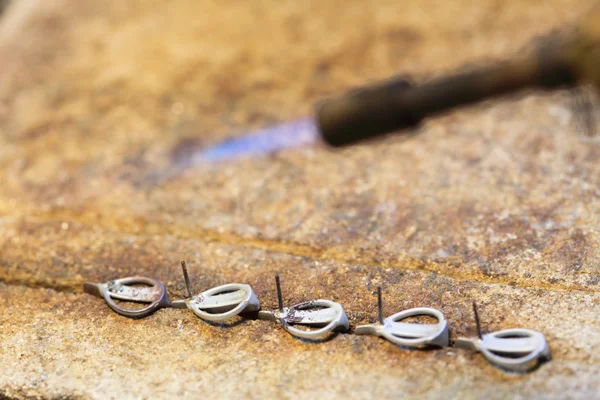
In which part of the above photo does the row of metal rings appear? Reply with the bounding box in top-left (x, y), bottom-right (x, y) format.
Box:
top-left (84, 262), bottom-right (550, 373)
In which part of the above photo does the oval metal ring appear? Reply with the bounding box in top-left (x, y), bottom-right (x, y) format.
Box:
top-left (180, 283), bottom-right (260, 322)
top-left (83, 276), bottom-right (170, 319)
top-left (278, 300), bottom-right (349, 340)
top-left (477, 328), bottom-right (550, 372)
top-left (379, 307), bottom-right (449, 348)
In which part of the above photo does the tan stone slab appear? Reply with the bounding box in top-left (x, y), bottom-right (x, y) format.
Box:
top-left (1, 269), bottom-right (600, 399)
top-left (1, 0), bottom-right (600, 398)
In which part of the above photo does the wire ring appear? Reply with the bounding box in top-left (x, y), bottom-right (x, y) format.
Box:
top-left (278, 300), bottom-right (349, 340)
top-left (185, 283), bottom-right (260, 322)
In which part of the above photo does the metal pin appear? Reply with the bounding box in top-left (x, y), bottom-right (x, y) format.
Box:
top-left (473, 301), bottom-right (482, 339)
top-left (181, 260), bottom-right (193, 299)
top-left (573, 87), bottom-right (598, 137)
top-left (377, 286), bottom-right (384, 325)
top-left (275, 273), bottom-right (284, 312)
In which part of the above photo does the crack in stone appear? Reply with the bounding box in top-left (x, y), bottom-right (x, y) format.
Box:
top-left (0, 208), bottom-right (599, 295)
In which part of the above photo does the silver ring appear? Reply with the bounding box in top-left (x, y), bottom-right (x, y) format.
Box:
top-left (83, 276), bottom-right (170, 319)
top-left (355, 307), bottom-right (449, 348)
top-left (259, 299), bottom-right (349, 340)
top-left (171, 283), bottom-right (260, 321)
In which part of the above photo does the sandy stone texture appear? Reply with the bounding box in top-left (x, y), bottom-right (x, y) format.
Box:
top-left (1, 0), bottom-right (599, 398)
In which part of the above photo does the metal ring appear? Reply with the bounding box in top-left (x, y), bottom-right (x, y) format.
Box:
top-left (184, 283), bottom-right (260, 322)
top-left (85, 276), bottom-right (170, 319)
top-left (478, 328), bottom-right (550, 372)
top-left (379, 307), bottom-right (449, 348)
top-left (279, 299), bottom-right (349, 340)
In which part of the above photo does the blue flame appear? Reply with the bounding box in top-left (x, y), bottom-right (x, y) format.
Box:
top-left (195, 117), bottom-right (319, 163)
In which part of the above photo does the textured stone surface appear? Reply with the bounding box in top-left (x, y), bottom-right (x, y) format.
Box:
top-left (1, 0), bottom-right (600, 398)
